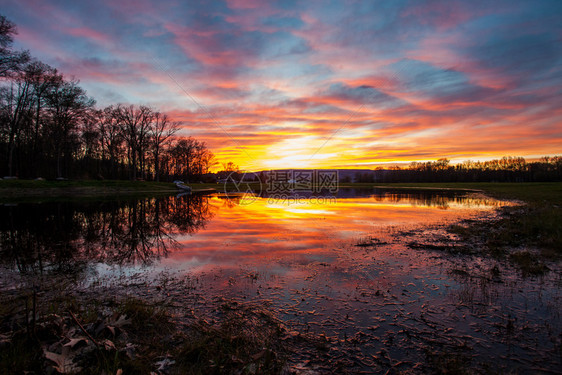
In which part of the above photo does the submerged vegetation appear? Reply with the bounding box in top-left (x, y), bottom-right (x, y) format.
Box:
top-left (445, 182), bottom-right (562, 257)
top-left (371, 182), bottom-right (562, 275)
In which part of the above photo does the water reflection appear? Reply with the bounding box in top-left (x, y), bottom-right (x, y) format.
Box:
top-left (0, 195), bottom-right (214, 274)
top-left (174, 190), bottom-right (501, 270)
top-left (0, 189), bottom-right (501, 276)
top-left (1, 189), bottom-right (559, 372)
top-left (369, 188), bottom-right (502, 209)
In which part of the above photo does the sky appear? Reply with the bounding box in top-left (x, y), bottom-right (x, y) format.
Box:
top-left (3, 0), bottom-right (562, 171)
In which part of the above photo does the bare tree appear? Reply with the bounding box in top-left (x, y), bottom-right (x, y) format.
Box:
top-left (150, 112), bottom-right (179, 181)
top-left (26, 61), bottom-right (62, 175)
top-left (0, 15), bottom-right (221, 181)
top-left (45, 78), bottom-right (95, 178)
top-left (116, 104), bottom-right (152, 180)
top-left (0, 15), bottom-right (29, 78)
top-left (0, 68), bottom-right (34, 176)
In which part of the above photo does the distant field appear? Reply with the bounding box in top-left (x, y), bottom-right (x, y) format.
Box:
top-left (0, 179), bottom-right (175, 197)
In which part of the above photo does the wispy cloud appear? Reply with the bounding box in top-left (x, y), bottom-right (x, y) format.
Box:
top-left (3, 0), bottom-right (561, 169)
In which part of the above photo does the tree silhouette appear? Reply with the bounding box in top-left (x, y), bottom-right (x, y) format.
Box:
top-left (0, 195), bottom-right (215, 277)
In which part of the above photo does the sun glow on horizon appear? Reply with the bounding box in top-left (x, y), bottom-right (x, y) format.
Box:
top-left (4, 0), bottom-right (560, 170)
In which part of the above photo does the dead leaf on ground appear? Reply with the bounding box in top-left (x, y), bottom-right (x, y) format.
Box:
top-left (111, 314), bottom-right (131, 328)
top-left (63, 337), bottom-right (88, 349)
top-left (101, 339), bottom-right (116, 351)
top-left (44, 348), bottom-right (82, 374)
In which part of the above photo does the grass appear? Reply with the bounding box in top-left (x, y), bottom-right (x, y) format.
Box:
top-left (425, 347), bottom-right (473, 375)
top-left (509, 251), bottom-right (550, 276)
top-left (365, 182), bottom-right (562, 254)
top-left (0, 178), bottom-right (176, 190)
top-left (0, 285), bottom-right (290, 375)
top-left (362, 182), bottom-right (561, 275)
top-left (175, 301), bottom-right (287, 375)
top-left (0, 332), bottom-right (44, 374)
top-left (0, 179), bottom-right (233, 203)
top-left (0, 279), bottom-right (174, 374)
top-left (0, 179), bottom-right (177, 203)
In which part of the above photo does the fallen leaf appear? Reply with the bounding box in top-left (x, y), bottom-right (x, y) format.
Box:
top-left (101, 339), bottom-right (116, 351)
top-left (63, 337), bottom-right (88, 349)
top-left (155, 358), bottom-right (175, 371)
top-left (44, 349), bottom-right (82, 374)
top-left (123, 342), bottom-right (136, 359)
top-left (106, 325), bottom-right (116, 336)
top-left (251, 349), bottom-right (268, 361)
top-left (112, 315), bottom-right (131, 328)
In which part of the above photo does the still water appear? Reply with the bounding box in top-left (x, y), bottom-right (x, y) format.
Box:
top-left (1, 189), bottom-right (560, 372)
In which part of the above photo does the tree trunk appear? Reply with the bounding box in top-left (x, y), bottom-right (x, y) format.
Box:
top-left (154, 148), bottom-right (160, 182)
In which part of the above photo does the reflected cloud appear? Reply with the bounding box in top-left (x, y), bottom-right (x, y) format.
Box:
top-left (0, 190), bottom-right (505, 279)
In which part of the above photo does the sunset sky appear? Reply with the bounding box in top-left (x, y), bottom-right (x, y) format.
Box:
top-left (3, 0), bottom-right (561, 171)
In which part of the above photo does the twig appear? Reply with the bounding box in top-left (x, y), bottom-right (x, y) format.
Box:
top-left (25, 295), bottom-right (29, 337)
top-left (68, 310), bottom-right (99, 348)
top-left (32, 289), bottom-right (36, 335)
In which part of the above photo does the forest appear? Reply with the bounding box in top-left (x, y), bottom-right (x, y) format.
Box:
top-left (0, 15), bottom-right (215, 182)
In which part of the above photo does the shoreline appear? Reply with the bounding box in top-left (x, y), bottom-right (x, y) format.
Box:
top-left (0, 180), bottom-right (222, 201)
top-left (2, 180), bottom-right (561, 200)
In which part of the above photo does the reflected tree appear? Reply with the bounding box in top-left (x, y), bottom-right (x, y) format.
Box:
top-left (0, 195), bottom-right (215, 277)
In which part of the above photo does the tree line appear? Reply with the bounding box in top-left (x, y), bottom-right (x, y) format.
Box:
top-left (354, 156), bottom-right (562, 183)
top-left (0, 15), bottom-right (215, 181)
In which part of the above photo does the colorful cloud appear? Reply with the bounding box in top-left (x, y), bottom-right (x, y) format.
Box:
top-left (3, 0), bottom-right (561, 170)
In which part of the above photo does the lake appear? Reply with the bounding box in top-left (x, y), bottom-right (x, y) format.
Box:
top-left (1, 188), bottom-right (560, 373)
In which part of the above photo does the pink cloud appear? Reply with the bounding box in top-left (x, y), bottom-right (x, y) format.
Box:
top-left (164, 22), bottom-right (257, 68)
top-left (400, 0), bottom-right (474, 30)
top-left (225, 0), bottom-right (263, 10)
top-left (65, 27), bottom-right (113, 46)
